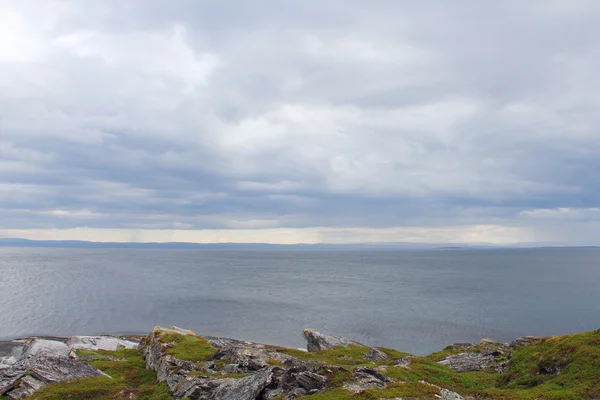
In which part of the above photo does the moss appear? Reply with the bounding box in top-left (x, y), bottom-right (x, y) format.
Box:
top-left (323, 368), bottom-right (353, 389)
top-left (23, 329), bottom-right (600, 400)
top-left (366, 381), bottom-right (440, 399)
top-left (273, 345), bottom-right (375, 367)
top-left (304, 382), bottom-right (440, 399)
top-left (30, 347), bottom-right (173, 399)
top-left (27, 377), bottom-right (123, 399)
top-left (495, 330), bottom-right (600, 399)
top-left (85, 348), bottom-right (157, 386)
top-left (138, 382), bottom-right (174, 399)
top-left (156, 331), bottom-right (217, 362)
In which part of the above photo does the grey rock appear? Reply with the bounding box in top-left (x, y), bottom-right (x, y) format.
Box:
top-left (294, 371), bottom-right (327, 391)
top-left (302, 329), bottom-right (362, 352)
top-left (5, 375), bottom-right (46, 400)
top-left (67, 336), bottom-right (138, 352)
top-left (205, 337), bottom-right (293, 374)
top-left (444, 343), bottom-right (477, 351)
top-left (213, 367), bottom-right (274, 400)
top-left (142, 334), bottom-right (200, 392)
top-left (0, 337), bottom-right (106, 399)
top-left (344, 367), bottom-right (390, 393)
top-left (365, 347), bottom-right (388, 362)
top-left (439, 351), bottom-right (508, 373)
top-left (509, 336), bottom-right (542, 348)
top-left (440, 387), bottom-right (465, 400)
top-left (394, 356), bottom-right (412, 368)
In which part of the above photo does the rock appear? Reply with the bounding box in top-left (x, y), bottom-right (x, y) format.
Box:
top-left (22, 339), bottom-right (70, 359)
top-left (213, 367), bottom-right (275, 400)
top-left (440, 387), bottom-right (465, 400)
top-left (205, 337), bottom-right (293, 374)
top-left (142, 332), bottom-right (201, 392)
top-left (365, 347), bottom-right (388, 362)
top-left (144, 327), bottom-right (352, 399)
top-left (343, 367), bottom-right (390, 393)
top-left (509, 336), bottom-right (542, 348)
top-left (394, 356), bottom-right (412, 368)
top-left (444, 343), bottom-right (476, 351)
top-left (302, 329), bottom-right (363, 351)
top-left (294, 371), bottom-right (328, 391)
top-left (438, 351), bottom-right (508, 373)
top-left (67, 336), bottom-right (138, 352)
top-left (0, 337), bottom-right (106, 399)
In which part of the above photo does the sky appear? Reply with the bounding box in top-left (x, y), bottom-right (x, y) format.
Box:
top-left (1, 0), bottom-right (599, 245)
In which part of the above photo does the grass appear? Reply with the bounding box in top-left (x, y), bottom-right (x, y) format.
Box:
top-left (27, 348), bottom-right (172, 400)
top-left (302, 381), bottom-right (441, 400)
top-left (17, 328), bottom-right (600, 399)
top-left (156, 330), bottom-right (217, 362)
top-left (272, 344), bottom-right (409, 367)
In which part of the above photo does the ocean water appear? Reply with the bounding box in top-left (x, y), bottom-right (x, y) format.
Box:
top-left (0, 247), bottom-right (599, 355)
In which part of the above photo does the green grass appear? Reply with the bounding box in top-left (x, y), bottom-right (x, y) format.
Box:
top-left (20, 328), bottom-right (600, 400)
top-left (301, 381), bottom-right (441, 400)
top-left (27, 348), bottom-right (172, 400)
top-left (156, 330), bottom-right (217, 362)
top-left (28, 377), bottom-right (124, 400)
top-left (272, 345), bottom-right (399, 367)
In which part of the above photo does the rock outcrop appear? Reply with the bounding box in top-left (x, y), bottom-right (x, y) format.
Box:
top-left (142, 327), bottom-right (334, 399)
top-left (0, 335), bottom-right (137, 399)
top-left (301, 328), bottom-right (362, 351)
top-left (302, 329), bottom-right (388, 363)
top-left (1, 327), bottom-right (552, 399)
top-left (438, 345), bottom-right (510, 373)
top-left (508, 336), bottom-right (542, 348)
top-left (343, 366), bottom-right (390, 392)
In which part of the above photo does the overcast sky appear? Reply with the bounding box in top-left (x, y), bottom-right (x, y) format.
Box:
top-left (1, 0), bottom-right (599, 244)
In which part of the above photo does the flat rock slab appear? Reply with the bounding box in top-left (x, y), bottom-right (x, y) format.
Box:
top-left (0, 335), bottom-right (135, 399)
top-left (68, 336), bottom-right (138, 351)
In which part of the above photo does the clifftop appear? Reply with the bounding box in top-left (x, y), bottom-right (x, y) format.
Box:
top-left (1, 327), bottom-right (599, 399)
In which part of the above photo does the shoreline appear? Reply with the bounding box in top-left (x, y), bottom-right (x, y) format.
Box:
top-left (2, 326), bottom-right (599, 399)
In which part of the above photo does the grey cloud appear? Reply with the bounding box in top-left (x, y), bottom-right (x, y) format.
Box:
top-left (1, 0), bottom-right (600, 242)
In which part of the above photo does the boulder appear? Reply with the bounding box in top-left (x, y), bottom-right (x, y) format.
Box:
top-left (343, 366), bottom-right (390, 392)
top-left (365, 347), bottom-right (388, 362)
top-left (302, 329), bottom-right (363, 351)
top-left (438, 350), bottom-right (508, 373)
top-left (394, 356), bottom-right (412, 368)
top-left (508, 336), bottom-right (542, 348)
top-left (0, 337), bottom-right (108, 399)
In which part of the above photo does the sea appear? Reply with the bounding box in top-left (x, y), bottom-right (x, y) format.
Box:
top-left (0, 247), bottom-right (598, 355)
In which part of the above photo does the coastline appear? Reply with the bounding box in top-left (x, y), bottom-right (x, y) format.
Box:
top-left (2, 326), bottom-right (599, 399)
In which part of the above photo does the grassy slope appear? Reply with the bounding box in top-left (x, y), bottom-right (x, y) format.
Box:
top-left (16, 328), bottom-right (600, 399)
top-left (27, 348), bottom-right (172, 400)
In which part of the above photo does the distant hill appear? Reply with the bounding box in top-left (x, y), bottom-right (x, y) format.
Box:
top-left (0, 238), bottom-right (595, 250)
top-left (0, 238), bottom-right (502, 250)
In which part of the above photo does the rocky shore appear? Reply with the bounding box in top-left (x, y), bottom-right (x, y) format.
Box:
top-left (1, 327), bottom-right (598, 399)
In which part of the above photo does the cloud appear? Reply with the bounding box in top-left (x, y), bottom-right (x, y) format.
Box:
top-left (1, 0), bottom-right (599, 243)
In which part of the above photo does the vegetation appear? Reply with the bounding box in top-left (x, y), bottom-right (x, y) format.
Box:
top-left (156, 330), bottom-right (217, 363)
top-left (17, 328), bottom-right (600, 399)
top-left (272, 344), bottom-right (410, 367)
top-left (27, 348), bottom-right (172, 400)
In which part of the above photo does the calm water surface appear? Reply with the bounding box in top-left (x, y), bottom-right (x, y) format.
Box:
top-left (0, 247), bottom-right (599, 355)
